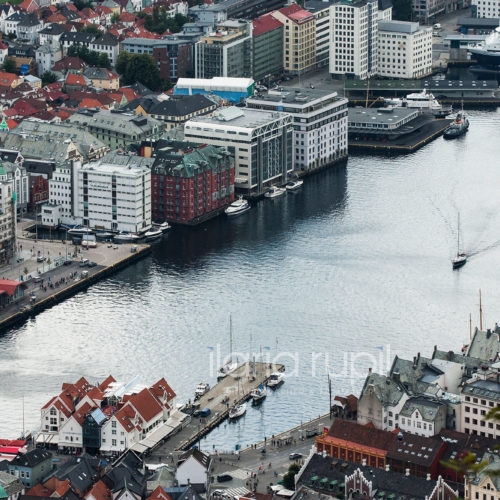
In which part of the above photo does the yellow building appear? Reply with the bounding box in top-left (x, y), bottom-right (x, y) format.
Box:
top-left (271, 4), bottom-right (316, 75)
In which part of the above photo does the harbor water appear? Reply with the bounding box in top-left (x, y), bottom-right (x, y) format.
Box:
top-left (1, 109), bottom-right (500, 451)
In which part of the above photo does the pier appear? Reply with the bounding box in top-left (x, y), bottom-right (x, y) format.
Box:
top-left (132, 361), bottom-right (285, 456)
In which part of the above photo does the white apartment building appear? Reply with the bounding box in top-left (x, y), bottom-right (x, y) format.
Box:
top-left (378, 20), bottom-right (433, 79)
top-left (0, 165), bottom-right (16, 265)
top-left (473, 0), bottom-right (500, 18)
top-left (460, 369), bottom-right (500, 438)
top-left (184, 106), bottom-right (293, 195)
top-left (246, 87), bottom-right (348, 172)
top-left (76, 161), bottom-right (151, 233)
top-left (329, 0), bottom-right (379, 80)
top-left (45, 162), bottom-right (77, 228)
top-left (303, 0), bottom-right (332, 68)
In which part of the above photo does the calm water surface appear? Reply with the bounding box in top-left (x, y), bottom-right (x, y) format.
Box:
top-left (1, 109), bottom-right (500, 450)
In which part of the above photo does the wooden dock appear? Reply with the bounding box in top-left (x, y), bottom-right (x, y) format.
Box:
top-left (151, 361), bottom-right (285, 454)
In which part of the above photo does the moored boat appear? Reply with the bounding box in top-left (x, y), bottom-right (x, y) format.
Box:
top-left (152, 221), bottom-right (171, 233)
top-left (143, 228), bottom-right (163, 241)
top-left (95, 231), bottom-right (113, 242)
top-left (225, 196), bottom-right (250, 216)
top-left (68, 225), bottom-right (94, 236)
top-left (383, 89), bottom-right (452, 117)
top-left (286, 179), bottom-right (304, 191)
top-left (114, 232), bottom-right (140, 243)
top-left (267, 371), bottom-right (284, 388)
top-left (443, 110), bottom-right (469, 139)
top-left (250, 384), bottom-right (267, 404)
top-left (468, 27), bottom-right (500, 69)
top-left (228, 402), bottom-right (247, 420)
top-left (264, 186), bottom-right (286, 198)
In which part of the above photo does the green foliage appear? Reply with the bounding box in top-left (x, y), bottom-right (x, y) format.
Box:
top-left (391, 0), bottom-right (413, 21)
top-left (67, 43), bottom-right (111, 69)
top-left (110, 12), bottom-right (120, 24)
top-left (41, 71), bottom-right (58, 87)
top-left (81, 24), bottom-right (102, 36)
top-left (283, 471), bottom-right (296, 490)
top-left (73, 0), bottom-right (92, 9)
top-left (2, 57), bottom-right (16, 73)
top-left (115, 51), bottom-right (162, 91)
top-left (137, 7), bottom-right (187, 34)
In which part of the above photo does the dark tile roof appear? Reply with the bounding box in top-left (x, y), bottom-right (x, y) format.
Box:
top-left (52, 455), bottom-right (101, 493)
top-left (386, 431), bottom-right (443, 467)
top-left (17, 13), bottom-right (39, 26)
top-left (150, 95), bottom-right (216, 118)
top-left (10, 449), bottom-right (52, 468)
top-left (94, 33), bottom-right (119, 46)
top-left (327, 420), bottom-right (397, 451)
top-left (39, 23), bottom-right (67, 35)
top-left (298, 454), bottom-right (438, 500)
top-left (60, 32), bottom-right (96, 44)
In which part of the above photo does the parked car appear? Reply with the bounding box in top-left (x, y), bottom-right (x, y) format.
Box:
top-left (217, 474), bottom-right (233, 483)
top-left (64, 259), bottom-right (73, 266)
top-left (37, 255), bottom-right (46, 262)
top-left (289, 453), bottom-right (303, 460)
top-left (87, 261), bottom-right (97, 267)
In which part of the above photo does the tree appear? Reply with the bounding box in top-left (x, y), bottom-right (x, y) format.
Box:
top-left (116, 52), bottom-right (162, 91)
top-left (81, 24), bottom-right (102, 36)
top-left (2, 57), bottom-right (16, 73)
top-left (41, 71), bottom-right (57, 87)
top-left (110, 12), bottom-right (120, 24)
top-left (282, 463), bottom-right (300, 490)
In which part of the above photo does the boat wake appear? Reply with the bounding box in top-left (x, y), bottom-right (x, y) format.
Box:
top-left (467, 238), bottom-right (500, 257)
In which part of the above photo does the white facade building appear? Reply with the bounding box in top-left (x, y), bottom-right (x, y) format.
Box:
top-left (378, 21), bottom-right (433, 79)
top-left (247, 87), bottom-right (348, 172)
top-left (184, 106), bottom-right (293, 195)
top-left (329, 0), bottom-right (379, 80)
top-left (77, 160), bottom-right (151, 233)
top-left (176, 449), bottom-right (210, 486)
top-left (46, 162), bottom-right (77, 228)
top-left (473, 0), bottom-right (500, 18)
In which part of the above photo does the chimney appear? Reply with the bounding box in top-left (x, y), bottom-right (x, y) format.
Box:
top-left (385, 464), bottom-right (390, 472)
top-left (426, 473), bottom-right (431, 481)
top-left (405, 468), bottom-right (410, 477)
top-left (362, 458), bottom-right (367, 466)
top-left (368, 367), bottom-right (372, 375)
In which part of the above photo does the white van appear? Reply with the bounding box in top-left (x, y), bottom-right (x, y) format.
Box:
top-left (434, 23), bottom-right (441, 30)
top-left (79, 258), bottom-right (89, 267)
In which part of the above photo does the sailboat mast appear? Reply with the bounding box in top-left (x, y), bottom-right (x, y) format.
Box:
top-left (479, 289), bottom-right (483, 331)
top-left (229, 314), bottom-right (233, 361)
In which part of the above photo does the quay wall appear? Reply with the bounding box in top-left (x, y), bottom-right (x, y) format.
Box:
top-left (0, 245), bottom-right (151, 331)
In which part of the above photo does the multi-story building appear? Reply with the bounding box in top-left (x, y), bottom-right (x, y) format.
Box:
top-left (184, 106), bottom-right (293, 196)
top-left (465, 452), bottom-right (500, 500)
top-left (329, 0), bottom-right (379, 80)
top-left (247, 87), bottom-right (348, 172)
top-left (412, 0), bottom-right (448, 24)
top-left (195, 20), bottom-right (253, 79)
top-left (1, 161), bottom-right (29, 217)
top-left (121, 37), bottom-right (195, 83)
top-left (8, 449), bottom-right (52, 488)
top-left (0, 164), bottom-right (16, 264)
top-left (252, 14), bottom-right (283, 83)
top-left (271, 4), bottom-right (316, 75)
top-left (460, 368), bottom-right (500, 438)
top-left (189, 0), bottom-right (286, 26)
top-left (152, 144), bottom-right (234, 224)
top-left (472, 0), bottom-right (500, 18)
top-left (76, 159), bottom-right (151, 233)
top-left (303, 0), bottom-right (332, 69)
top-left (378, 21), bottom-right (433, 79)
top-left (66, 109), bottom-right (163, 151)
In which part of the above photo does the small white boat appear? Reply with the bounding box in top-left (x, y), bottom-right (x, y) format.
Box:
top-left (250, 384), bottom-right (267, 404)
top-left (114, 232), bottom-right (140, 243)
top-left (225, 196), bottom-right (250, 216)
top-left (264, 186), bottom-right (286, 198)
top-left (267, 371), bottom-right (284, 388)
top-left (152, 221), bottom-right (171, 233)
top-left (95, 231), bottom-right (113, 241)
top-left (68, 225), bottom-right (94, 236)
top-left (228, 402), bottom-right (247, 420)
top-left (286, 179), bottom-right (303, 191)
top-left (143, 228), bottom-right (163, 241)
top-left (194, 382), bottom-right (210, 400)
top-left (218, 314), bottom-right (238, 380)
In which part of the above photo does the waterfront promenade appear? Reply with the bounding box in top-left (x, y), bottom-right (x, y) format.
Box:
top-left (0, 220), bottom-right (151, 330)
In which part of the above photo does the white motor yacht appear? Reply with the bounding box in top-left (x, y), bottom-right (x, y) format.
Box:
top-left (225, 196), bottom-right (250, 216)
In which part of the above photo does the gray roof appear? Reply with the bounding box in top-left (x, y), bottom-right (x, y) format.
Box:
top-left (9, 120), bottom-right (108, 161)
top-left (462, 378), bottom-right (500, 402)
top-left (10, 448), bottom-right (52, 468)
top-left (467, 452), bottom-right (500, 489)
top-left (1, 134), bottom-right (76, 162)
top-left (298, 453), bottom-right (440, 499)
top-left (135, 94), bottom-right (216, 118)
top-left (466, 327), bottom-right (500, 361)
top-left (178, 448), bottom-right (210, 469)
top-left (18, 13), bottom-right (40, 27)
top-left (51, 454), bottom-right (102, 493)
top-left (100, 151), bottom-right (155, 169)
top-left (0, 470), bottom-right (24, 496)
top-left (360, 372), bottom-right (406, 407)
top-left (399, 395), bottom-right (445, 422)
top-left (94, 33), bottom-right (119, 46)
top-left (61, 32), bottom-right (96, 45)
top-left (39, 23), bottom-right (68, 36)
